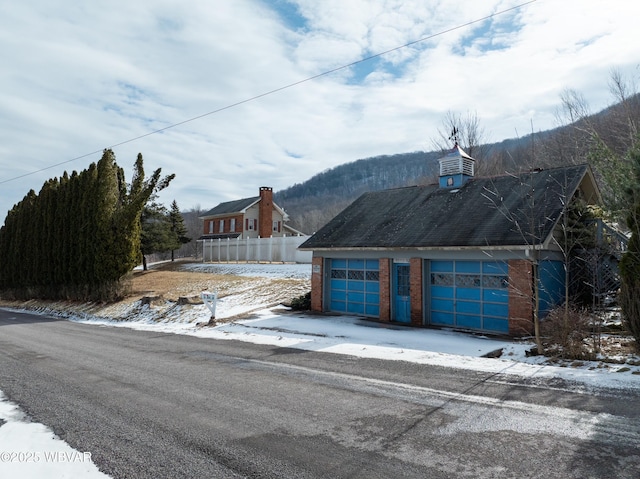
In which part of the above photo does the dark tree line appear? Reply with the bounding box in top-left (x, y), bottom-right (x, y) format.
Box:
top-left (0, 149), bottom-right (173, 301)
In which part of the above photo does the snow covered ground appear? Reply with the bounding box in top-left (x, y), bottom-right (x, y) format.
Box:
top-left (1, 261), bottom-right (639, 478)
top-left (0, 392), bottom-right (109, 478)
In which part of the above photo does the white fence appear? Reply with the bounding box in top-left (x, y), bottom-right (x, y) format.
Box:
top-left (198, 235), bottom-right (312, 263)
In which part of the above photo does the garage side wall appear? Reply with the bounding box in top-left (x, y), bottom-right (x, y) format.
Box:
top-left (379, 258), bottom-right (391, 321)
top-left (311, 256), bottom-right (323, 312)
top-left (508, 259), bottom-right (534, 335)
top-left (410, 258), bottom-right (423, 326)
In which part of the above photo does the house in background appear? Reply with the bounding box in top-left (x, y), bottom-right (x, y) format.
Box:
top-left (199, 186), bottom-right (302, 240)
top-left (299, 145), bottom-right (603, 336)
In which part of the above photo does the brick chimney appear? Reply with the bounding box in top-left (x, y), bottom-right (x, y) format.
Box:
top-left (258, 187), bottom-right (273, 238)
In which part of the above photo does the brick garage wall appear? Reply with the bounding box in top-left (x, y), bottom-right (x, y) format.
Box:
top-left (310, 256), bottom-right (323, 312)
top-left (379, 258), bottom-right (391, 321)
top-left (410, 258), bottom-right (423, 326)
top-left (508, 259), bottom-right (534, 336)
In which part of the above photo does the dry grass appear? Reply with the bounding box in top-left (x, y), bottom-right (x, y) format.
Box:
top-left (127, 260), bottom-right (310, 308)
top-left (129, 269), bottom-right (229, 302)
top-left (0, 259), bottom-right (311, 316)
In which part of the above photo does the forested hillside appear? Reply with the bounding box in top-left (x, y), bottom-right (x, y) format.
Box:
top-left (276, 84), bottom-right (640, 234)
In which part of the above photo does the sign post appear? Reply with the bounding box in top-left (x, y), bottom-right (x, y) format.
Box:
top-left (201, 291), bottom-right (218, 320)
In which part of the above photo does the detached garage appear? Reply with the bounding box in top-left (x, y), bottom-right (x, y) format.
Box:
top-left (300, 146), bottom-right (602, 337)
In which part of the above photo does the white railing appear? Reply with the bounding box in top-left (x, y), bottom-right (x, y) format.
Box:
top-left (198, 235), bottom-right (312, 263)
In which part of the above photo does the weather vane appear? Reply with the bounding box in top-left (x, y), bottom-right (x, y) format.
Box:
top-left (449, 126), bottom-right (459, 147)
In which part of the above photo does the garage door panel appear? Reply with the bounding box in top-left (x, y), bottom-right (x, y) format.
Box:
top-left (366, 293), bottom-right (379, 303)
top-left (431, 285), bottom-right (454, 299)
top-left (431, 261), bottom-right (453, 272)
top-left (456, 287), bottom-right (481, 300)
top-left (431, 298), bottom-right (453, 311)
top-left (483, 317), bottom-right (509, 333)
top-left (456, 261), bottom-right (480, 273)
top-left (431, 311), bottom-right (454, 325)
top-left (457, 300), bottom-right (481, 314)
top-left (328, 258), bottom-right (380, 318)
top-left (330, 300), bottom-right (346, 311)
top-left (456, 314), bottom-right (482, 329)
top-left (347, 302), bottom-right (365, 314)
top-left (331, 290), bottom-right (346, 301)
top-left (484, 302), bottom-right (508, 318)
top-left (429, 260), bottom-right (509, 334)
top-left (348, 259), bottom-right (364, 269)
top-left (483, 289), bottom-right (508, 303)
top-left (347, 291), bottom-right (364, 303)
top-left (365, 304), bottom-right (380, 316)
top-left (483, 261), bottom-right (508, 275)
top-left (365, 281), bottom-right (380, 293)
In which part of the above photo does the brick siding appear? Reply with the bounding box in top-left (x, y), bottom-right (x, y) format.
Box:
top-left (379, 258), bottom-right (391, 321)
top-left (310, 256), bottom-right (323, 312)
top-left (410, 258), bottom-right (423, 326)
top-left (508, 259), bottom-right (534, 335)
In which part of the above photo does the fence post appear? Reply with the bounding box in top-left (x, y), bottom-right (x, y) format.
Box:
top-left (257, 236), bottom-right (261, 263)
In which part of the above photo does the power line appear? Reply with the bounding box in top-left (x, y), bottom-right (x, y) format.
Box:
top-left (0, 0), bottom-right (537, 186)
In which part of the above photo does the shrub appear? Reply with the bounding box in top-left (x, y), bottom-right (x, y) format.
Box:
top-left (290, 291), bottom-right (311, 311)
top-left (541, 306), bottom-right (597, 360)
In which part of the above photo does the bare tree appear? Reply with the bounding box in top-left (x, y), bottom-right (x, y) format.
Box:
top-left (175, 204), bottom-right (205, 259)
top-left (608, 68), bottom-right (639, 144)
top-left (431, 111), bottom-right (491, 169)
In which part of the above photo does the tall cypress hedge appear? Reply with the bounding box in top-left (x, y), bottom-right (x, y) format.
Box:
top-left (0, 149), bottom-right (172, 301)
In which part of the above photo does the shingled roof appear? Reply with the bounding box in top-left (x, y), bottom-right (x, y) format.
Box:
top-left (200, 196), bottom-right (260, 217)
top-left (300, 164), bottom-right (596, 250)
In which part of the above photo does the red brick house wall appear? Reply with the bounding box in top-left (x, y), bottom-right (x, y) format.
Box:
top-left (203, 214), bottom-right (244, 235)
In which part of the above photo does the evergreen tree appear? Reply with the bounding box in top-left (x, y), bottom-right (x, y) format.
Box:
top-left (619, 141), bottom-right (640, 348)
top-left (140, 201), bottom-right (172, 271)
top-left (168, 200), bottom-right (191, 261)
top-left (0, 149), bottom-right (173, 301)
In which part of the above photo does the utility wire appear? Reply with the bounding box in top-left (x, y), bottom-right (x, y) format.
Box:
top-left (0, 0), bottom-right (537, 185)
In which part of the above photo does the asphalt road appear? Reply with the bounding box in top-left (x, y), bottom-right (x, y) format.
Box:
top-left (0, 308), bottom-right (639, 479)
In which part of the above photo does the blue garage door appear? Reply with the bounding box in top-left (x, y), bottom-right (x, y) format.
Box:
top-left (329, 259), bottom-right (380, 317)
top-left (429, 260), bottom-right (509, 333)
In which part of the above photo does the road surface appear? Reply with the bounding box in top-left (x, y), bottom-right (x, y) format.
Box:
top-left (0, 308), bottom-right (639, 478)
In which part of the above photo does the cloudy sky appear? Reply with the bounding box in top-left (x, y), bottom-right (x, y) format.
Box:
top-left (1, 0), bottom-right (639, 219)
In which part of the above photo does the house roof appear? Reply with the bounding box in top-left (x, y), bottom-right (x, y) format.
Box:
top-left (200, 196), bottom-right (260, 218)
top-left (198, 233), bottom-right (242, 241)
top-left (200, 195), bottom-right (290, 221)
top-left (300, 164), bottom-right (599, 251)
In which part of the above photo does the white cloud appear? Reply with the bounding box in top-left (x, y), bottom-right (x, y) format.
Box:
top-left (0, 0), bottom-right (639, 218)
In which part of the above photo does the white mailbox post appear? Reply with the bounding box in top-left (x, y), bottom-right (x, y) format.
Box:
top-left (201, 291), bottom-right (218, 319)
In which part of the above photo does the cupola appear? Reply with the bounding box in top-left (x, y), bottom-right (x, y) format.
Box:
top-left (438, 143), bottom-right (475, 189)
